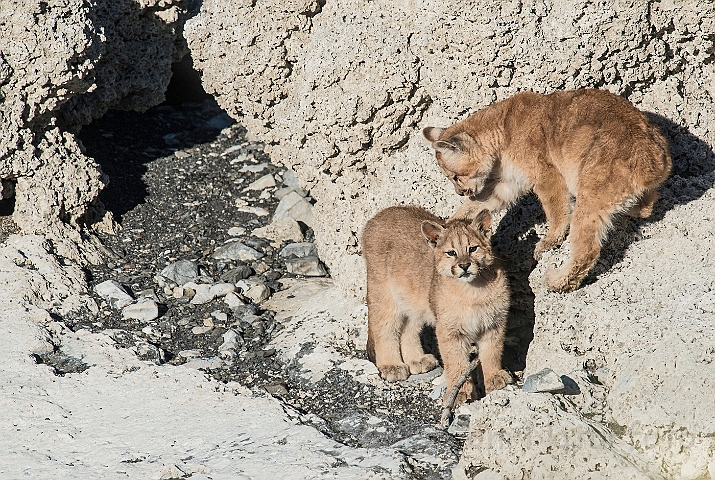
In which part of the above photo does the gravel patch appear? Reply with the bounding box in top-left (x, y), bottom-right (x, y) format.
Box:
top-left (60, 98), bottom-right (463, 477)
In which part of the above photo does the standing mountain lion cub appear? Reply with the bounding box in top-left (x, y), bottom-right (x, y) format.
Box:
top-left (424, 88), bottom-right (672, 292)
top-left (363, 205), bottom-right (511, 404)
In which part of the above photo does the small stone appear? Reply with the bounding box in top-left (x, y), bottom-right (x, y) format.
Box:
top-left (174, 150), bottom-right (190, 159)
top-left (246, 173), bottom-right (276, 190)
top-left (252, 218), bottom-right (304, 245)
top-left (273, 191), bottom-right (313, 226)
top-left (285, 256), bottom-right (327, 277)
top-left (160, 260), bottom-right (199, 285)
top-left (136, 342), bottom-right (164, 363)
top-left (282, 169), bottom-right (300, 187)
top-left (209, 283), bottom-right (237, 297)
top-left (447, 413), bottom-right (472, 436)
top-left (251, 261), bottom-right (269, 274)
top-left (239, 162), bottom-right (268, 173)
top-left (211, 310), bottom-right (228, 322)
top-left (236, 280), bottom-right (271, 303)
top-left (163, 286), bottom-right (174, 296)
top-left (179, 349), bottom-right (201, 358)
top-left (264, 381), bottom-right (289, 396)
top-left (247, 284), bottom-right (271, 303)
top-left (228, 226), bottom-right (246, 236)
top-left (94, 280), bottom-right (134, 309)
top-left (238, 206), bottom-right (270, 217)
top-left (224, 291), bottom-right (245, 309)
top-left (280, 242), bottom-right (318, 259)
top-left (122, 298), bottom-right (160, 322)
top-left (206, 112), bottom-right (234, 130)
top-left (212, 242), bottom-right (264, 262)
top-left (172, 286), bottom-right (184, 298)
top-left (219, 265), bottom-right (253, 283)
top-left (522, 368), bottom-right (566, 393)
top-left (203, 317), bottom-right (214, 327)
top-left (192, 325), bottom-right (213, 335)
top-left (190, 284), bottom-right (215, 305)
top-left (274, 186), bottom-right (308, 200)
top-left (218, 329), bottom-right (244, 359)
top-left (221, 145), bottom-right (242, 156)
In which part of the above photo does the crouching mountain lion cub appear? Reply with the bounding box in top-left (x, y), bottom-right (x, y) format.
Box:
top-left (363, 205), bottom-right (512, 404)
top-left (424, 88), bottom-right (672, 292)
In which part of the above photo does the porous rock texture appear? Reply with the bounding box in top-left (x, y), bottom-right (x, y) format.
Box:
top-left (0, 0), bottom-right (186, 260)
top-left (186, 0), bottom-right (715, 477)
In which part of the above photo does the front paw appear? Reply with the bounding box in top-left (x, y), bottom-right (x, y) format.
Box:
top-left (534, 237), bottom-right (561, 260)
top-left (484, 369), bottom-right (513, 393)
top-left (544, 267), bottom-right (580, 293)
top-left (408, 354), bottom-right (440, 375)
top-left (378, 363), bottom-right (410, 382)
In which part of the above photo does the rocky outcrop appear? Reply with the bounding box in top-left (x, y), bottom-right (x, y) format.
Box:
top-left (185, 0), bottom-right (715, 296)
top-left (185, 0), bottom-right (715, 477)
top-left (0, 0), bottom-right (187, 259)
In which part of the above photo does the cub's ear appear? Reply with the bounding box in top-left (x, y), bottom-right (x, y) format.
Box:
top-left (421, 221), bottom-right (444, 247)
top-left (422, 126), bottom-right (444, 143)
top-left (472, 209), bottom-right (492, 237)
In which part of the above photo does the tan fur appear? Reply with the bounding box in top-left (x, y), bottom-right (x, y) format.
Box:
top-left (363, 206), bottom-right (511, 404)
top-left (423, 88), bottom-right (672, 292)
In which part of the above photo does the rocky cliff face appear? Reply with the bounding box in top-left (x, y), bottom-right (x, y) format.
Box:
top-left (0, 0), bottom-right (186, 260)
top-left (185, 1), bottom-right (715, 477)
top-left (2, 0), bottom-right (714, 477)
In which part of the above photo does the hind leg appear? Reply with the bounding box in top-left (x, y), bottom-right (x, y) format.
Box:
top-left (626, 189), bottom-right (659, 218)
top-left (544, 195), bottom-right (617, 293)
top-left (367, 292), bottom-right (410, 382)
top-left (400, 311), bottom-right (439, 375)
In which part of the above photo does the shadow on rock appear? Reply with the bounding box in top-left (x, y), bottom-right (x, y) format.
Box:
top-left (491, 193), bottom-right (542, 374)
top-left (78, 98), bottom-right (236, 222)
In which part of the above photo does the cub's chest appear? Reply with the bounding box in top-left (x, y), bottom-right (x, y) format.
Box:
top-left (433, 284), bottom-right (508, 335)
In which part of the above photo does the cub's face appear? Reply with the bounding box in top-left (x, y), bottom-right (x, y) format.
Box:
top-left (423, 127), bottom-right (495, 198)
top-left (421, 210), bottom-right (494, 283)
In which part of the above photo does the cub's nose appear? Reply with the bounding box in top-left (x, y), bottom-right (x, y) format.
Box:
top-left (459, 263), bottom-right (470, 271)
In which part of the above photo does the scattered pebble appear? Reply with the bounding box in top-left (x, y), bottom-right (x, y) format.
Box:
top-left (209, 283), bottom-right (237, 297)
top-left (246, 173), bottom-right (276, 190)
top-left (273, 191), bottom-right (313, 226)
top-left (121, 297), bottom-right (160, 322)
top-left (280, 242), bottom-right (318, 259)
top-left (284, 257), bottom-right (327, 277)
top-left (192, 325), bottom-right (213, 335)
top-left (190, 284), bottom-right (215, 305)
top-left (522, 368), bottom-right (566, 393)
top-left (236, 280), bottom-right (271, 303)
top-left (227, 226), bottom-right (246, 236)
top-left (264, 380), bottom-right (289, 396)
top-left (224, 292), bottom-right (244, 309)
top-left (94, 280), bottom-right (134, 309)
top-left (237, 206), bottom-right (270, 217)
top-left (211, 310), bottom-right (228, 322)
top-left (205, 112), bottom-right (234, 130)
top-left (160, 260), bottom-right (199, 285)
top-left (212, 242), bottom-right (264, 262)
top-left (239, 162), bottom-right (268, 173)
top-left (282, 169), bottom-right (299, 187)
top-left (251, 218), bottom-right (305, 244)
top-left (219, 265), bottom-right (253, 283)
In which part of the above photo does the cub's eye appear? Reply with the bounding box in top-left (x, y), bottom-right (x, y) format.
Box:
top-left (468, 246), bottom-right (478, 253)
top-left (452, 175), bottom-right (458, 182)
top-left (446, 250), bottom-right (457, 257)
